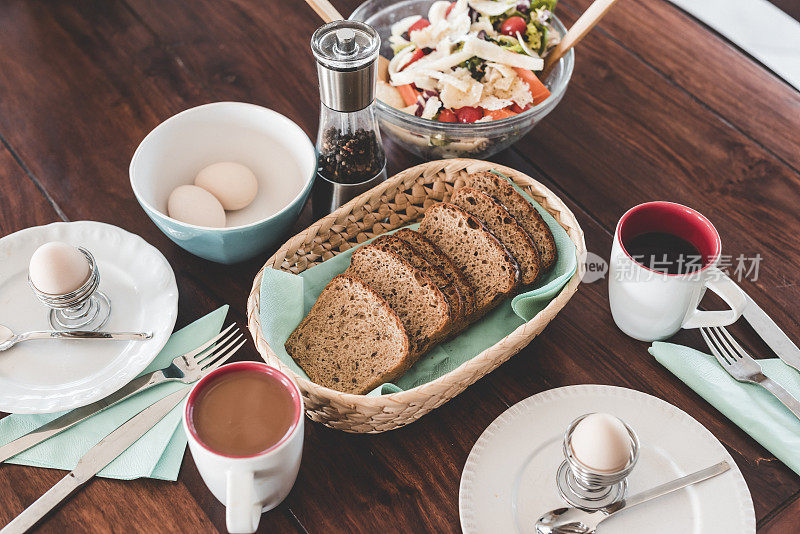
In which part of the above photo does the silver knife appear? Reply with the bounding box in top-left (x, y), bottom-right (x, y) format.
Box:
top-left (0, 373), bottom-right (158, 463)
top-left (742, 293), bottom-right (800, 372)
top-left (0, 387), bottom-right (189, 534)
top-left (0, 323), bottom-right (241, 463)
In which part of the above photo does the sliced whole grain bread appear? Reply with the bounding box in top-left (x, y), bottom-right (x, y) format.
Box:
top-left (464, 171), bottom-right (557, 271)
top-left (371, 235), bottom-right (464, 322)
top-left (347, 244), bottom-right (452, 356)
top-left (394, 228), bottom-right (476, 318)
top-left (285, 274), bottom-right (410, 395)
top-left (451, 187), bottom-right (542, 285)
top-left (419, 203), bottom-right (518, 315)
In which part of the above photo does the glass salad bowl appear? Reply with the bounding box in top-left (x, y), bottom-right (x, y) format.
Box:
top-left (350, 0), bottom-right (574, 160)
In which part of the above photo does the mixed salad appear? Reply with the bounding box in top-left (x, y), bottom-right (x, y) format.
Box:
top-left (377, 0), bottom-right (560, 123)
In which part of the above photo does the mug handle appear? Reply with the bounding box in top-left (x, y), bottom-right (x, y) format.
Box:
top-left (226, 470), bottom-right (261, 534)
top-left (682, 269), bottom-right (747, 329)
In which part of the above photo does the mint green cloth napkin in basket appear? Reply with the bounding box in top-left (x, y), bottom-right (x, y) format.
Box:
top-left (0, 305), bottom-right (229, 480)
top-left (259, 172), bottom-right (577, 396)
top-left (650, 342), bottom-right (800, 476)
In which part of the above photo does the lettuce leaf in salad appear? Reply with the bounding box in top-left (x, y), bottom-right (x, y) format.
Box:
top-left (536, 23), bottom-right (549, 55)
top-left (486, 7), bottom-right (548, 54)
top-left (457, 56), bottom-right (488, 81)
top-left (525, 20), bottom-right (544, 53)
top-left (489, 27), bottom-right (542, 58)
top-left (531, 0), bottom-right (557, 10)
top-left (391, 40), bottom-right (414, 55)
top-left (488, 9), bottom-right (524, 28)
top-left (492, 34), bottom-right (524, 54)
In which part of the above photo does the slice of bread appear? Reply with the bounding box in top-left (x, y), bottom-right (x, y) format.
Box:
top-left (464, 171), bottom-right (557, 271)
top-left (347, 245), bottom-right (452, 356)
top-left (394, 229), bottom-right (476, 318)
top-left (371, 235), bottom-right (464, 322)
top-left (285, 274), bottom-right (410, 395)
top-left (451, 187), bottom-right (542, 285)
top-left (419, 203), bottom-right (518, 315)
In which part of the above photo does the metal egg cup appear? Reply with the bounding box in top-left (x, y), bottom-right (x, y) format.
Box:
top-left (556, 413), bottom-right (640, 510)
top-left (28, 247), bottom-right (111, 331)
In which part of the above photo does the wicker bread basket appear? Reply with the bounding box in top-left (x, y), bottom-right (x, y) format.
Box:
top-left (247, 159), bottom-right (586, 433)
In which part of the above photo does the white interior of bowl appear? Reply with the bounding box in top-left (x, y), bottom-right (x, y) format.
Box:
top-left (130, 102), bottom-right (316, 230)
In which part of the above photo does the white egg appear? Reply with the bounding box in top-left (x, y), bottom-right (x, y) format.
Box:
top-left (29, 242), bottom-right (90, 295)
top-left (168, 185), bottom-right (226, 228)
top-left (570, 413), bottom-right (632, 473)
top-left (194, 162), bottom-right (258, 211)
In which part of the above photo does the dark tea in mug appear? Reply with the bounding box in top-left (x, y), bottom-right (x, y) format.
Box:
top-left (624, 231), bottom-right (702, 275)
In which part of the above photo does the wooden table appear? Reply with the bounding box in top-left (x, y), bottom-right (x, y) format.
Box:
top-left (0, 0), bottom-right (798, 532)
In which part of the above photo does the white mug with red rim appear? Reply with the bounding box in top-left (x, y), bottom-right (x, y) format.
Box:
top-left (183, 361), bottom-right (304, 533)
top-left (609, 201), bottom-right (747, 342)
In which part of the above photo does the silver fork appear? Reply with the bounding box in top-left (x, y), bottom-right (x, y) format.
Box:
top-left (700, 326), bottom-right (800, 421)
top-left (0, 324), bottom-right (246, 463)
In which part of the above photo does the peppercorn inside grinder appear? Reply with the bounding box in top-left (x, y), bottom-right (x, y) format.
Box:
top-left (311, 20), bottom-right (387, 217)
top-left (556, 413), bottom-right (640, 510)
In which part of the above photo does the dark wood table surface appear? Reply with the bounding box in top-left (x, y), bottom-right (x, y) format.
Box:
top-left (1, 0), bottom-right (798, 532)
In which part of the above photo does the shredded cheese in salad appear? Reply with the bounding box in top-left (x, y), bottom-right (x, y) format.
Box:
top-left (379, 0), bottom-right (560, 123)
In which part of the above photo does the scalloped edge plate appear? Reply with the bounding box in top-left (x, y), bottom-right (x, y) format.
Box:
top-left (459, 385), bottom-right (755, 534)
top-left (0, 221), bottom-right (177, 413)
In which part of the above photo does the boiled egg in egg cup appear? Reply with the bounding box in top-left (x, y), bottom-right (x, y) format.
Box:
top-left (130, 102), bottom-right (316, 264)
top-left (556, 412), bottom-right (640, 510)
top-left (28, 242), bottom-right (111, 330)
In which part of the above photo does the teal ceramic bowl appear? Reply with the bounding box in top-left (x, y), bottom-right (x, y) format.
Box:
top-left (130, 102), bottom-right (316, 264)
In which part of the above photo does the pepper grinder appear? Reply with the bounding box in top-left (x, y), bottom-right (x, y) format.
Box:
top-left (311, 20), bottom-right (387, 218)
top-left (556, 413), bottom-right (640, 510)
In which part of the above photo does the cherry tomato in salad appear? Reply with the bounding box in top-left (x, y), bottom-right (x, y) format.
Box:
top-left (456, 106), bottom-right (483, 123)
top-left (408, 18), bottom-right (431, 33)
top-left (510, 102), bottom-right (532, 113)
top-left (500, 16), bottom-right (527, 37)
top-left (437, 108), bottom-right (457, 122)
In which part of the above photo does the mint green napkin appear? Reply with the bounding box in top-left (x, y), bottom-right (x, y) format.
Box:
top-left (650, 342), bottom-right (800, 476)
top-left (0, 305), bottom-right (229, 480)
top-left (259, 172), bottom-right (577, 395)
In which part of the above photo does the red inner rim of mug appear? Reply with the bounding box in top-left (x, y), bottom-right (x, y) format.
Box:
top-left (185, 361), bottom-right (303, 459)
top-left (617, 201), bottom-right (721, 277)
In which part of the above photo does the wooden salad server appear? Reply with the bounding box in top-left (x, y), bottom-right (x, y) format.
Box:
top-left (542, 0), bottom-right (621, 78)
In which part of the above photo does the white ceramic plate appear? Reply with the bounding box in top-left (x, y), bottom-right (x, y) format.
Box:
top-left (0, 221), bottom-right (178, 414)
top-left (459, 385), bottom-right (755, 534)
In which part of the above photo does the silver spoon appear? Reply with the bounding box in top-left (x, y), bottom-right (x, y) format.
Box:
top-left (535, 461), bottom-right (730, 534)
top-left (0, 324), bottom-right (152, 351)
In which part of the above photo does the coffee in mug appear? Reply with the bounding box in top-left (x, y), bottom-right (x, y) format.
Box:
top-left (183, 361), bottom-right (304, 534)
top-left (190, 369), bottom-right (296, 457)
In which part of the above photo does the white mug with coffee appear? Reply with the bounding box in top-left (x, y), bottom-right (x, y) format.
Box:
top-left (183, 361), bottom-right (304, 533)
top-left (609, 201), bottom-right (747, 342)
